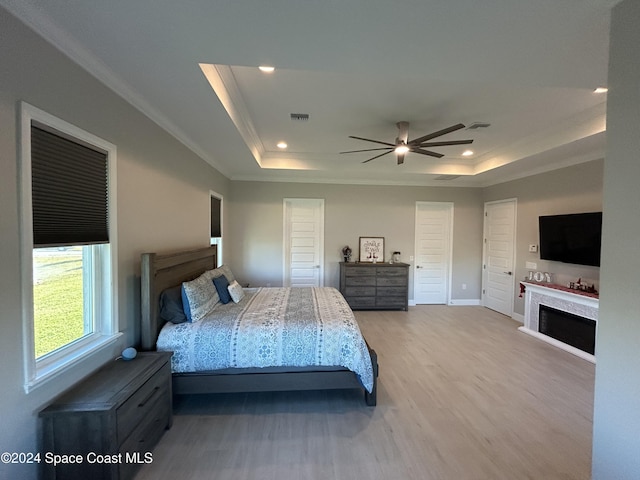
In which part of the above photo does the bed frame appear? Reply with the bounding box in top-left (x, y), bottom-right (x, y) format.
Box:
top-left (140, 246), bottom-right (378, 406)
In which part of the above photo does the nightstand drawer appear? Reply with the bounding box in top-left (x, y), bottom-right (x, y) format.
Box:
top-left (118, 391), bottom-right (171, 480)
top-left (117, 362), bottom-right (170, 444)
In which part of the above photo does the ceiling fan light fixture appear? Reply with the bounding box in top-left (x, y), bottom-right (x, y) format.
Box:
top-left (395, 145), bottom-right (410, 154)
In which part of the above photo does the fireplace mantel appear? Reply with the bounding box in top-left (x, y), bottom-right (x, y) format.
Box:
top-left (519, 281), bottom-right (598, 363)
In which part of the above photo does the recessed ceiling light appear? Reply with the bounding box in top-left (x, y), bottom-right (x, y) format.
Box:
top-left (277, 142), bottom-right (288, 149)
top-left (258, 65), bottom-right (275, 73)
top-left (594, 87), bottom-right (608, 93)
top-left (462, 150), bottom-right (474, 157)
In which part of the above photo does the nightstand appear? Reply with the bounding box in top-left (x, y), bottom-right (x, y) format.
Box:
top-left (39, 351), bottom-right (173, 480)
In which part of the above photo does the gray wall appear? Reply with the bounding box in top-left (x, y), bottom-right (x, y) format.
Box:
top-left (592, 0), bottom-right (640, 477)
top-left (0, 9), bottom-right (229, 478)
top-left (484, 159), bottom-right (603, 316)
top-left (227, 182), bottom-right (484, 302)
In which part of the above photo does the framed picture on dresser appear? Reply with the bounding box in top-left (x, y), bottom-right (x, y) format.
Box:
top-left (359, 236), bottom-right (384, 263)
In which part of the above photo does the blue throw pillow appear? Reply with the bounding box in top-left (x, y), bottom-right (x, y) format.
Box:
top-left (181, 284), bottom-right (193, 322)
top-left (159, 285), bottom-right (188, 324)
top-left (212, 275), bottom-right (231, 304)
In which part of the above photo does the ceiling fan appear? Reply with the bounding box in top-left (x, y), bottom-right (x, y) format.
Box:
top-left (340, 121), bottom-right (473, 165)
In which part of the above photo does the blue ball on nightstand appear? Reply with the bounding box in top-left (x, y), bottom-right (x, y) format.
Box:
top-left (121, 347), bottom-right (137, 361)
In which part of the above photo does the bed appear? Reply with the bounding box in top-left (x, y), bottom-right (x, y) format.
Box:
top-left (140, 247), bottom-right (378, 405)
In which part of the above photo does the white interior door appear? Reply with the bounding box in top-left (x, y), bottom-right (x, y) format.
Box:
top-left (414, 202), bottom-right (453, 304)
top-left (482, 199), bottom-right (517, 316)
top-left (283, 198), bottom-right (324, 287)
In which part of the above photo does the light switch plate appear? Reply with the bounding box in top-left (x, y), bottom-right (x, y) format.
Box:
top-left (528, 244), bottom-right (538, 253)
top-left (525, 261), bottom-right (537, 270)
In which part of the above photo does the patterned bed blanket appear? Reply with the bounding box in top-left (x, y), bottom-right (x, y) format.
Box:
top-left (156, 287), bottom-right (374, 392)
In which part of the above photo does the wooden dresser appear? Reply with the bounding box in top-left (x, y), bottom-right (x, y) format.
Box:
top-left (340, 262), bottom-right (409, 311)
top-left (39, 351), bottom-right (173, 480)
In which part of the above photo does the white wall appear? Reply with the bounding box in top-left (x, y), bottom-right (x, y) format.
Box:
top-left (227, 181), bottom-right (484, 303)
top-left (0, 9), bottom-right (229, 478)
top-left (592, 0), bottom-right (640, 477)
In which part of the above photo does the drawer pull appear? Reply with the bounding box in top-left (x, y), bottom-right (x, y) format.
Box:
top-left (138, 386), bottom-right (160, 408)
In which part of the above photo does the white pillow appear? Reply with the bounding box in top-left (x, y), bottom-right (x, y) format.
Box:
top-left (182, 272), bottom-right (219, 322)
top-left (228, 280), bottom-right (245, 303)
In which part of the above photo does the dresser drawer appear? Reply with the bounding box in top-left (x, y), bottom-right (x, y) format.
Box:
top-left (345, 296), bottom-right (376, 308)
top-left (345, 275), bottom-right (376, 286)
top-left (345, 266), bottom-right (376, 277)
top-left (376, 296), bottom-right (408, 308)
top-left (117, 362), bottom-right (171, 444)
top-left (377, 286), bottom-right (407, 296)
top-left (377, 276), bottom-right (407, 287)
top-left (345, 286), bottom-right (376, 296)
top-left (376, 267), bottom-right (407, 276)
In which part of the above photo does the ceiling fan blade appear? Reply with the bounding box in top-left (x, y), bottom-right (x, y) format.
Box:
top-left (412, 148), bottom-right (444, 158)
top-left (362, 150), bottom-right (393, 163)
top-left (419, 139), bottom-right (474, 147)
top-left (409, 123), bottom-right (466, 145)
top-left (340, 147), bottom-right (396, 154)
top-left (348, 135), bottom-right (396, 147)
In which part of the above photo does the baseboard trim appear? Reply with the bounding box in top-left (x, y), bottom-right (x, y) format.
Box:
top-left (448, 299), bottom-right (482, 306)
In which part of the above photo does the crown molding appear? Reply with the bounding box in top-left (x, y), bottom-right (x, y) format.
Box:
top-left (3, 1), bottom-right (231, 178)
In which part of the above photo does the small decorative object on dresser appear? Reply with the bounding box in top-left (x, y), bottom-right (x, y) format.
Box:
top-left (340, 261), bottom-right (409, 310)
top-left (342, 245), bottom-right (352, 262)
top-left (359, 236), bottom-right (384, 263)
top-left (39, 351), bottom-right (173, 480)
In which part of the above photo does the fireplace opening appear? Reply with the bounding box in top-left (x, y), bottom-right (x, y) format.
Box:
top-left (539, 304), bottom-right (596, 355)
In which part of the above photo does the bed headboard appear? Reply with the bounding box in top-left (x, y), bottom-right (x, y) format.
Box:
top-left (140, 246), bottom-right (217, 351)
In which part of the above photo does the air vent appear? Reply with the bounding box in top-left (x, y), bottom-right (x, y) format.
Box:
top-left (290, 113), bottom-right (310, 121)
top-left (434, 175), bottom-right (461, 181)
top-left (467, 122), bottom-right (491, 130)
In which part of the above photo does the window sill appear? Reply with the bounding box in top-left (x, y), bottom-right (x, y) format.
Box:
top-left (24, 332), bottom-right (123, 394)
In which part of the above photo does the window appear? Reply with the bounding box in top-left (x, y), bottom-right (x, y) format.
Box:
top-left (20, 103), bottom-right (119, 392)
top-left (210, 191), bottom-right (223, 266)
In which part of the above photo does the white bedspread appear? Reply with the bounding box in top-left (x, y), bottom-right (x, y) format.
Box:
top-left (156, 287), bottom-right (374, 392)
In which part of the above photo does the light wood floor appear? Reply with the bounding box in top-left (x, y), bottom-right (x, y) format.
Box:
top-left (136, 306), bottom-right (595, 480)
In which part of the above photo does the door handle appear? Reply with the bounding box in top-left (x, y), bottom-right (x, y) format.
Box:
top-left (503, 271), bottom-right (512, 275)
top-left (416, 265), bottom-right (422, 269)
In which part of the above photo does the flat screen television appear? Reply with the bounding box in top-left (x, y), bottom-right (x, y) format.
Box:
top-left (538, 212), bottom-right (602, 267)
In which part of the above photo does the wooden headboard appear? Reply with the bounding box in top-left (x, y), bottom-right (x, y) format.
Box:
top-left (140, 246), bottom-right (217, 351)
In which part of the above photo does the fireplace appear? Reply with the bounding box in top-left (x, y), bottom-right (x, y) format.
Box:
top-left (519, 281), bottom-right (598, 362)
top-left (539, 304), bottom-right (596, 355)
